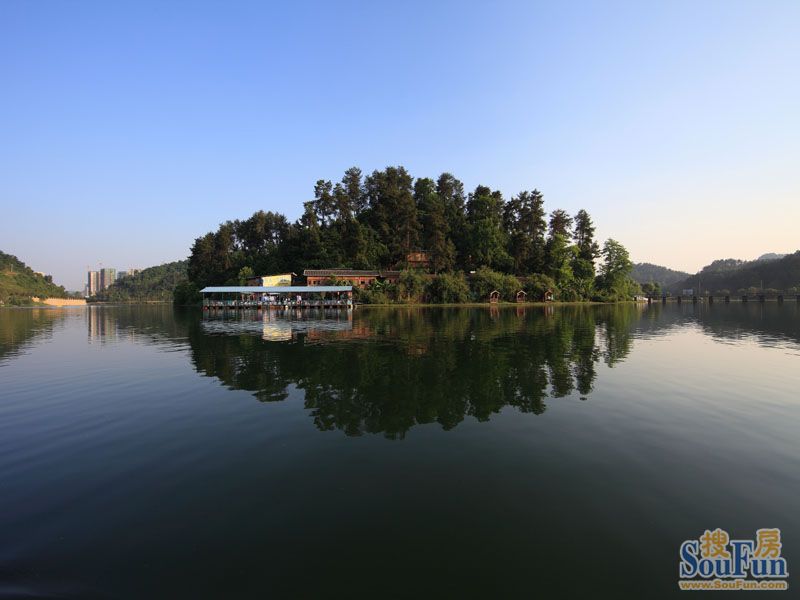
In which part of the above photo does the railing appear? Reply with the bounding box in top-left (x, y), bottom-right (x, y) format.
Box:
top-left (204, 299), bottom-right (353, 310)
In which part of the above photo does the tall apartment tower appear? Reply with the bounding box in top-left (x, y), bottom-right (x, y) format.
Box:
top-left (100, 268), bottom-right (116, 290)
top-left (87, 271), bottom-right (100, 296)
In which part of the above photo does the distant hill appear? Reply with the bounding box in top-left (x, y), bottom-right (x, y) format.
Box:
top-left (631, 263), bottom-right (690, 287)
top-left (92, 260), bottom-right (188, 302)
top-left (670, 251), bottom-right (800, 294)
top-left (0, 251), bottom-right (70, 305)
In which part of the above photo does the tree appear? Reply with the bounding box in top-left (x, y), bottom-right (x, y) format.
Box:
top-left (364, 167), bottom-right (420, 264)
top-left (237, 266), bottom-right (255, 285)
top-left (545, 231), bottom-right (576, 293)
top-left (173, 280), bottom-right (201, 305)
top-left (342, 166), bottom-right (366, 215)
top-left (426, 272), bottom-right (470, 303)
top-left (436, 173), bottom-right (468, 268)
top-left (641, 281), bottom-right (661, 297)
top-left (504, 189), bottom-right (546, 274)
top-left (548, 209), bottom-right (573, 238)
top-left (597, 239), bottom-right (635, 300)
top-left (398, 269), bottom-right (426, 302)
top-left (183, 164), bottom-right (633, 304)
top-left (465, 186), bottom-right (510, 270)
top-left (525, 273), bottom-right (557, 301)
top-left (573, 209), bottom-right (599, 261)
top-left (415, 178), bottom-right (455, 273)
top-left (545, 211), bottom-right (577, 292)
top-left (571, 209), bottom-right (600, 297)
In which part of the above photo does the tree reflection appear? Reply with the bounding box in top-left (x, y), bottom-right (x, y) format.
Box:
top-left (186, 306), bottom-right (639, 438)
top-left (0, 308), bottom-right (67, 363)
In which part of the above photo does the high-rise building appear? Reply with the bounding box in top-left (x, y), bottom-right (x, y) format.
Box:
top-left (87, 271), bottom-right (100, 296)
top-left (100, 268), bottom-right (116, 290)
top-left (117, 271), bottom-right (127, 281)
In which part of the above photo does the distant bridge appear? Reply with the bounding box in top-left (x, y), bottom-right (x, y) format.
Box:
top-left (648, 293), bottom-right (799, 305)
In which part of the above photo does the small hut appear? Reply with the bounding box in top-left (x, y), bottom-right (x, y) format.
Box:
top-left (542, 288), bottom-right (554, 302)
top-left (516, 290), bottom-right (527, 303)
top-left (489, 290), bottom-right (500, 303)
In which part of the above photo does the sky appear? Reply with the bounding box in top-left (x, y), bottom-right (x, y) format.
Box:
top-left (1, 0), bottom-right (798, 290)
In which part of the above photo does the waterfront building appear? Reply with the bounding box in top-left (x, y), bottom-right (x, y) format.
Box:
top-left (303, 269), bottom-right (401, 288)
top-left (246, 273), bottom-right (295, 287)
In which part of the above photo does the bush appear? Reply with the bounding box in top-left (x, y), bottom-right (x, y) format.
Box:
top-left (469, 267), bottom-right (521, 301)
top-left (524, 274), bottom-right (557, 301)
top-left (397, 269), bottom-right (426, 303)
top-left (426, 273), bottom-right (470, 303)
top-left (356, 281), bottom-right (393, 304)
top-left (173, 280), bottom-right (202, 305)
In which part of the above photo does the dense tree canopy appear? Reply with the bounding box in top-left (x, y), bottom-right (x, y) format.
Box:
top-left (186, 165), bottom-right (638, 301)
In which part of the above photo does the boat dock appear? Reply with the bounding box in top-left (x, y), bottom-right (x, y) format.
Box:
top-left (200, 285), bottom-right (354, 311)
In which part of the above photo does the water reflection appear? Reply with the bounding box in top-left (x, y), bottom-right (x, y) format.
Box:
top-left (3, 303), bottom-right (798, 437)
top-left (186, 306), bottom-right (639, 438)
top-left (201, 309), bottom-right (354, 341)
top-left (0, 308), bottom-right (68, 363)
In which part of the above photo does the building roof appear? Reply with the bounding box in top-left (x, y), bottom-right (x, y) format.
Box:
top-left (201, 286), bottom-right (352, 293)
top-left (304, 269), bottom-right (381, 277)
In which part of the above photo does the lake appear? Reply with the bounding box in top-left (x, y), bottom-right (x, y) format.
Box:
top-left (1, 304), bottom-right (798, 598)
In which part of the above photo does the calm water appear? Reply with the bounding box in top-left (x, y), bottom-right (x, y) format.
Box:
top-left (1, 304), bottom-right (798, 598)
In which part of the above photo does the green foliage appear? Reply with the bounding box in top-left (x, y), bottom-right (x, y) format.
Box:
top-left (545, 232), bottom-right (576, 291)
top-left (524, 274), bottom-right (557, 301)
top-left (184, 164), bottom-right (639, 303)
top-left (397, 269), bottom-right (426, 303)
top-left (173, 280), bottom-right (202, 306)
top-left (469, 267), bottom-right (521, 301)
top-left (426, 273), bottom-right (470, 303)
top-left (641, 281), bottom-right (662, 297)
top-left (93, 261), bottom-right (188, 302)
top-left (465, 186), bottom-right (511, 271)
top-left (0, 251), bottom-right (70, 303)
top-left (415, 178), bottom-right (455, 273)
top-left (571, 209), bottom-right (599, 297)
top-left (237, 266), bottom-right (255, 285)
top-left (504, 189), bottom-right (547, 274)
top-left (596, 239), bottom-right (636, 301)
top-left (355, 281), bottom-right (392, 305)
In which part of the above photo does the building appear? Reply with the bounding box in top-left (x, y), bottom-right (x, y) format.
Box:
top-left (303, 269), bottom-right (402, 288)
top-left (403, 252), bottom-right (431, 271)
top-left (246, 273), bottom-right (295, 287)
top-left (87, 271), bottom-right (100, 296)
top-left (100, 268), bottom-right (116, 290)
top-left (117, 271), bottom-right (127, 281)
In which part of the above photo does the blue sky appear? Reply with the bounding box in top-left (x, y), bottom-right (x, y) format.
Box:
top-left (2, 0), bottom-right (798, 290)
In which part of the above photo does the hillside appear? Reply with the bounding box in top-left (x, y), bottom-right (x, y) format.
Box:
top-left (671, 251), bottom-right (800, 294)
top-left (631, 263), bottom-right (690, 287)
top-left (0, 251), bottom-right (70, 305)
top-left (92, 260), bottom-right (188, 302)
